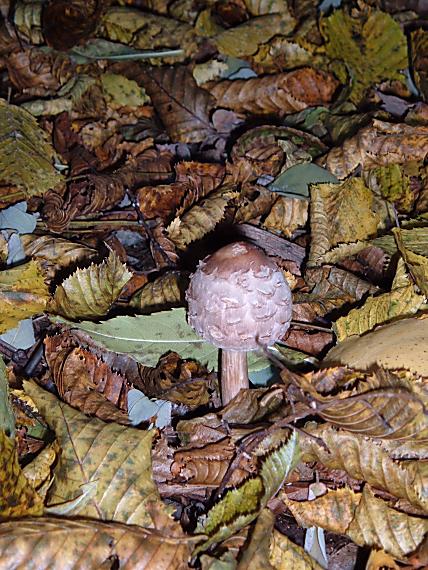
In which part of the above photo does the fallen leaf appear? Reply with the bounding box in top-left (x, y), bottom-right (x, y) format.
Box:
top-left (52, 251), bottom-right (132, 319)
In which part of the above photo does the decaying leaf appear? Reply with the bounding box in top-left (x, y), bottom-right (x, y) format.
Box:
top-left (0, 260), bottom-right (51, 334)
top-left (23, 380), bottom-right (165, 527)
top-left (22, 441), bottom-right (57, 494)
top-left (130, 271), bottom-right (190, 313)
top-left (0, 517), bottom-right (192, 570)
top-left (0, 99), bottom-right (63, 206)
top-left (308, 178), bottom-right (380, 267)
top-left (264, 196), bottom-right (308, 237)
top-left (194, 430), bottom-right (299, 554)
top-left (284, 486), bottom-right (428, 559)
top-left (393, 228), bottom-right (428, 297)
top-left (321, 8), bottom-right (408, 103)
top-left (209, 68), bottom-right (338, 116)
top-left (52, 251), bottom-right (132, 319)
top-left (0, 429), bottom-right (43, 519)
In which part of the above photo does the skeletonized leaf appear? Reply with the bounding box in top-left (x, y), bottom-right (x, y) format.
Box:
top-left (209, 68), bottom-right (338, 116)
top-left (23, 380), bottom-right (163, 527)
top-left (308, 178), bottom-right (380, 267)
top-left (284, 486), bottom-right (428, 559)
top-left (167, 192), bottom-right (234, 250)
top-left (321, 9), bottom-right (407, 103)
top-left (333, 283), bottom-right (424, 342)
top-left (320, 120), bottom-right (428, 179)
top-left (0, 517), bottom-right (192, 570)
top-left (0, 99), bottom-right (63, 206)
top-left (52, 251), bottom-right (132, 319)
top-left (130, 271), bottom-right (189, 313)
top-left (0, 260), bottom-right (50, 334)
top-left (0, 429), bottom-right (43, 518)
top-left (300, 423), bottom-right (428, 511)
top-left (194, 430), bottom-right (299, 554)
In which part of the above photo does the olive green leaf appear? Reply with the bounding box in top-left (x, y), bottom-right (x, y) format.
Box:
top-left (194, 429), bottom-right (299, 554)
top-left (23, 380), bottom-right (164, 527)
top-left (51, 251), bottom-right (132, 320)
top-left (0, 357), bottom-right (14, 437)
top-left (321, 9), bottom-right (407, 103)
top-left (129, 271), bottom-right (189, 313)
top-left (0, 99), bottom-right (63, 206)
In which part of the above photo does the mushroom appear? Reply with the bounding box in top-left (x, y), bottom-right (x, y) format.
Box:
top-left (323, 316), bottom-right (428, 375)
top-left (186, 241), bottom-right (292, 404)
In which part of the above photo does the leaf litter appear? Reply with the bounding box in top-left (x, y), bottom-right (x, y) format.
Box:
top-left (0, 0), bottom-right (428, 568)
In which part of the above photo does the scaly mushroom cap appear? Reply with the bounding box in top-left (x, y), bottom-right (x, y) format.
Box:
top-left (186, 242), bottom-right (292, 351)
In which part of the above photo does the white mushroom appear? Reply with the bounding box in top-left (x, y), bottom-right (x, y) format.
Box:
top-left (186, 242), bottom-right (292, 404)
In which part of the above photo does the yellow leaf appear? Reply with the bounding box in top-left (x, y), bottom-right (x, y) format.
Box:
top-left (0, 429), bottom-right (44, 518)
top-left (23, 380), bottom-right (167, 528)
top-left (0, 99), bottom-right (63, 206)
top-left (333, 284), bottom-right (424, 342)
top-left (0, 261), bottom-right (50, 334)
top-left (52, 251), bottom-right (132, 319)
top-left (270, 528), bottom-right (324, 570)
top-left (308, 178), bottom-right (380, 267)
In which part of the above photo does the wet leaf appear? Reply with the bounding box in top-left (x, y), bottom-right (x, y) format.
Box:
top-left (0, 429), bottom-right (43, 519)
top-left (24, 380), bottom-right (164, 527)
top-left (0, 99), bottom-right (63, 206)
top-left (0, 260), bottom-right (50, 334)
top-left (52, 251), bottom-right (132, 319)
top-left (321, 9), bottom-right (407, 103)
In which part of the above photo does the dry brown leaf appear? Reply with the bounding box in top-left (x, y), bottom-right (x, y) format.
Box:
top-left (0, 517), bottom-right (192, 570)
top-left (264, 196), bottom-right (308, 237)
top-left (167, 191), bottom-right (234, 249)
top-left (130, 271), bottom-right (189, 313)
top-left (141, 66), bottom-right (218, 143)
top-left (319, 120), bottom-right (428, 179)
top-left (300, 423), bottom-right (428, 511)
top-left (137, 183), bottom-right (189, 221)
top-left (208, 68), bottom-right (339, 116)
top-left (234, 184), bottom-right (276, 224)
top-left (308, 178), bottom-right (381, 267)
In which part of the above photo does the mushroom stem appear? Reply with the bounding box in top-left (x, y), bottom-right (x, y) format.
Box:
top-left (220, 350), bottom-right (249, 405)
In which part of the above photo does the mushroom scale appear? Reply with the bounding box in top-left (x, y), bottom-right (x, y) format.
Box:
top-left (186, 242), bottom-right (292, 351)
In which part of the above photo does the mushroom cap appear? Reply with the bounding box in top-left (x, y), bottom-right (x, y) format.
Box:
top-left (186, 241), bottom-right (292, 351)
top-left (324, 317), bottom-right (428, 376)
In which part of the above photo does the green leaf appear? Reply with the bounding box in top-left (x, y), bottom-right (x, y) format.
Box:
top-left (321, 9), bottom-right (408, 103)
top-left (268, 163), bottom-right (339, 199)
top-left (194, 430), bottom-right (299, 554)
top-left (69, 39), bottom-right (184, 63)
top-left (54, 308), bottom-right (276, 373)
